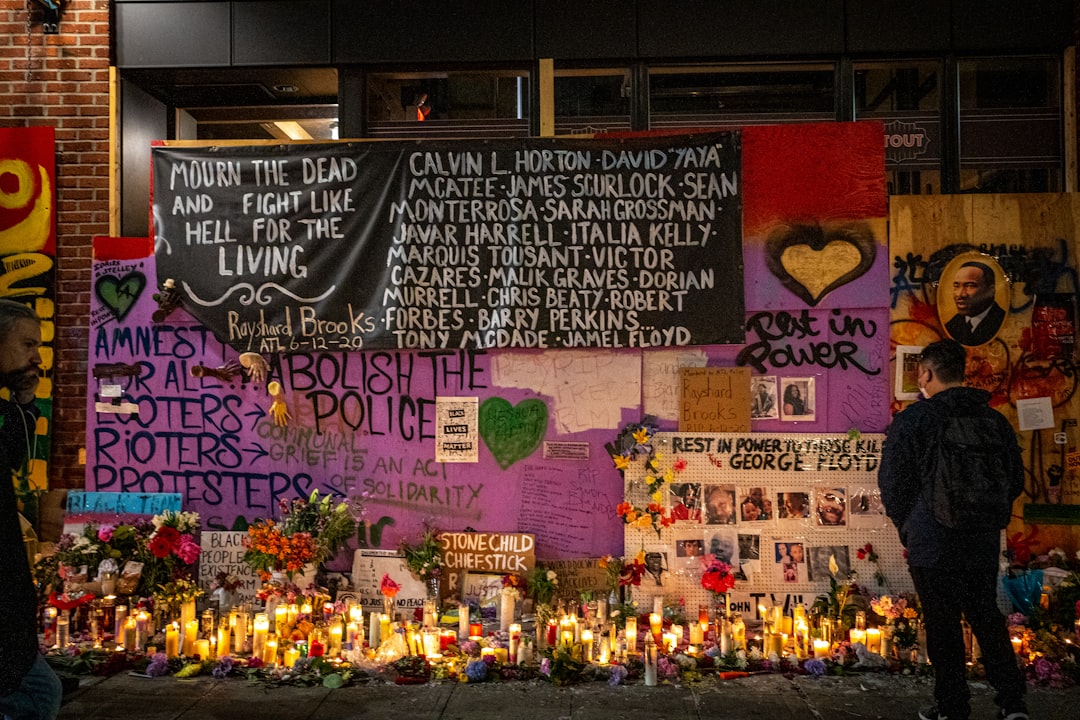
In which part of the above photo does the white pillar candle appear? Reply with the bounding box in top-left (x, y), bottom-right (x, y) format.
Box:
top-left (500, 592), bottom-right (515, 632)
top-left (689, 622), bottom-right (703, 646)
top-left (252, 613), bottom-right (269, 659)
top-left (262, 635), bottom-right (277, 665)
top-left (509, 623), bottom-right (521, 660)
top-left (217, 621), bottom-right (231, 658)
top-left (624, 621), bottom-right (637, 655)
top-left (596, 598), bottom-right (607, 627)
top-left (643, 636), bottom-right (658, 686)
top-left (849, 628), bottom-right (866, 646)
top-left (458, 603), bottom-right (470, 640)
top-left (234, 610), bottom-right (248, 654)
top-left (329, 621), bottom-right (343, 657)
top-left (370, 610), bottom-right (381, 648)
top-left (866, 628), bottom-right (882, 654)
top-left (581, 628), bottom-right (594, 662)
top-left (813, 639), bottom-right (830, 658)
top-left (195, 638), bottom-right (210, 660)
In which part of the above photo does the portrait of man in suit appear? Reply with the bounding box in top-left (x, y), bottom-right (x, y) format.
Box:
top-left (942, 258), bottom-right (1006, 346)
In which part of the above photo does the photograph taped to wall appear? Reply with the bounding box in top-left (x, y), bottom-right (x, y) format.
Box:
top-left (777, 490), bottom-right (811, 522)
top-left (780, 377), bottom-right (815, 421)
top-left (815, 487), bottom-right (847, 527)
top-left (895, 345), bottom-right (924, 401)
top-left (750, 375), bottom-right (778, 420)
top-left (806, 545), bottom-right (851, 582)
top-left (640, 548), bottom-right (670, 590)
top-left (672, 530), bottom-right (706, 581)
top-left (848, 486), bottom-right (886, 529)
top-left (774, 540), bottom-right (806, 584)
top-left (702, 483), bottom-right (737, 525)
top-left (669, 481), bottom-right (704, 523)
top-left (705, 527), bottom-right (740, 568)
top-left (735, 532), bottom-right (761, 580)
top-left (738, 486), bottom-right (774, 525)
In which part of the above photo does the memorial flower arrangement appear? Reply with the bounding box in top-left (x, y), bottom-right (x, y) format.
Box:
top-left (608, 418), bottom-right (681, 536)
top-left (153, 578), bottom-right (203, 619)
top-left (527, 565), bottom-right (559, 606)
top-left (243, 490), bottom-right (356, 581)
top-left (700, 556), bottom-right (736, 599)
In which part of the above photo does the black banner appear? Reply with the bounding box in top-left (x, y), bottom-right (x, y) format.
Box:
top-left (152, 133), bottom-right (744, 352)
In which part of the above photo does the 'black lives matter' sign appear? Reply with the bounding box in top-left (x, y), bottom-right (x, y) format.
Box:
top-left (153, 134), bottom-right (744, 353)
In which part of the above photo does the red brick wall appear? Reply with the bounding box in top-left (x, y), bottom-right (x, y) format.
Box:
top-left (0, 0), bottom-right (109, 489)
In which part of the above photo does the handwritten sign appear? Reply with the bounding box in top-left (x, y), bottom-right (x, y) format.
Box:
top-left (679, 366), bottom-right (751, 432)
top-left (66, 491), bottom-right (182, 518)
top-left (438, 532), bottom-right (535, 597)
top-left (197, 531), bottom-right (260, 601)
top-left (152, 134), bottom-right (744, 352)
top-left (541, 557), bottom-right (608, 598)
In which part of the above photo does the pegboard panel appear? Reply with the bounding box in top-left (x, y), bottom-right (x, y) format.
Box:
top-left (623, 432), bottom-right (914, 617)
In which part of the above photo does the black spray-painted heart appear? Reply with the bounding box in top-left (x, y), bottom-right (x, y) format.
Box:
top-left (764, 221), bottom-right (877, 306)
top-left (95, 272), bottom-right (146, 321)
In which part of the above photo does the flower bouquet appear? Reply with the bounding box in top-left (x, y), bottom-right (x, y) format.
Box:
top-left (398, 524), bottom-right (444, 597)
top-left (243, 490), bottom-right (356, 583)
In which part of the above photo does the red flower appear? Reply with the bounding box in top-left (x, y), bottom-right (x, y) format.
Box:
top-left (857, 543), bottom-right (875, 560)
top-left (672, 458), bottom-right (688, 472)
top-left (148, 534), bottom-right (174, 559)
top-left (701, 558), bottom-right (735, 595)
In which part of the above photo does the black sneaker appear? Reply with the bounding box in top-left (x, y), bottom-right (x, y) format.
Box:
top-left (998, 709), bottom-right (1030, 720)
top-left (919, 706), bottom-right (947, 720)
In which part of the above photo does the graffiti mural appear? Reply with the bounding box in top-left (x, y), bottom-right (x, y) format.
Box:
top-left (890, 195), bottom-right (1080, 554)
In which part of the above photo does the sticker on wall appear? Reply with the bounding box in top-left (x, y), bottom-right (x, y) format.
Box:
top-left (478, 397), bottom-right (548, 470)
top-left (436, 396), bottom-right (479, 463)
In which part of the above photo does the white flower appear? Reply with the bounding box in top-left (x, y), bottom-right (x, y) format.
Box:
top-left (546, 570), bottom-right (557, 581)
top-left (1048, 547), bottom-right (1066, 560)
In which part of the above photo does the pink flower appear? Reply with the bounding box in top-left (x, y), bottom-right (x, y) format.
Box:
top-left (97, 525), bottom-right (115, 542)
top-left (176, 535), bottom-right (201, 564)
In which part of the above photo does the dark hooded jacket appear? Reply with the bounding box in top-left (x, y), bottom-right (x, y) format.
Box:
top-left (0, 399), bottom-right (40, 697)
top-left (878, 386), bottom-right (1023, 569)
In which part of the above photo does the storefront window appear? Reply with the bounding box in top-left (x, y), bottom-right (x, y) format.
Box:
top-left (554, 69), bottom-right (632, 136)
top-left (648, 64), bottom-right (835, 130)
top-left (366, 70), bottom-right (530, 138)
top-left (958, 56), bottom-right (1061, 193)
top-left (854, 60), bottom-right (942, 195)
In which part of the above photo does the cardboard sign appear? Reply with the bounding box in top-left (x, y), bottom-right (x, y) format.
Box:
top-left (541, 557), bottom-right (609, 598)
top-left (438, 532), bottom-right (535, 598)
top-left (679, 366), bottom-right (751, 432)
top-left (351, 549), bottom-right (428, 614)
top-left (197, 531), bottom-right (260, 602)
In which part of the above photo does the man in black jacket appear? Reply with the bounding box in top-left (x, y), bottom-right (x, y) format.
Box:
top-left (0, 300), bottom-right (61, 720)
top-left (879, 339), bottom-right (1027, 720)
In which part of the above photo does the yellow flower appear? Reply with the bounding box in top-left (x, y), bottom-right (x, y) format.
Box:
top-left (632, 515), bottom-right (654, 530)
top-left (633, 550), bottom-right (646, 564)
top-left (829, 553), bottom-right (839, 576)
top-left (612, 454), bottom-right (630, 471)
top-left (651, 490), bottom-right (663, 503)
top-left (662, 469), bottom-right (674, 483)
top-left (632, 427), bottom-right (650, 444)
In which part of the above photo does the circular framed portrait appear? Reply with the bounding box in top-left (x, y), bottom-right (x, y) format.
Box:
top-left (937, 252), bottom-right (1009, 347)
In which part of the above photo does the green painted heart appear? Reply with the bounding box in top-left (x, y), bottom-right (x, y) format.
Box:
top-left (95, 272), bottom-right (146, 321)
top-left (479, 397), bottom-right (548, 470)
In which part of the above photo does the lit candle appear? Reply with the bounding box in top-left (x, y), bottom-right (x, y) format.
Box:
top-left (44, 607), bottom-right (58, 647)
top-left (262, 635), bottom-right (278, 665)
top-left (287, 603), bottom-right (299, 626)
top-left (849, 628), bottom-right (866, 647)
top-left (346, 621), bottom-right (360, 649)
top-left (688, 622), bottom-right (704, 646)
top-left (509, 623), bottom-right (522, 660)
top-left (469, 621), bottom-right (483, 641)
top-left (1011, 637), bottom-right (1022, 654)
top-left (768, 632), bottom-right (785, 657)
top-left (380, 614), bottom-right (392, 646)
top-left (649, 612), bottom-right (662, 637)
top-left (56, 613), bottom-right (70, 648)
top-left (458, 603), bottom-right (470, 640)
top-left (624, 620), bottom-right (637, 654)
top-left (643, 635), bottom-right (658, 686)
top-left (217, 621), bottom-right (231, 658)
top-left (545, 619), bottom-right (557, 648)
top-left (181, 599), bottom-right (197, 630)
top-left (369, 611), bottom-right (381, 648)
top-left (234, 610), bottom-right (248, 654)
top-left (283, 646), bottom-right (300, 668)
top-left (329, 622), bottom-right (343, 657)
top-left (114, 605), bottom-right (127, 643)
top-left (123, 615), bottom-right (137, 652)
top-left (165, 623), bottom-right (180, 658)
top-left (252, 613), bottom-right (269, 659)
top-left (135, 610), bottom-right (150, 650)
top-left (309, 637), bottom-right (325, 657)
top-left (184, 620), bottom-right (199, 657)
top-left (481, 647), bottom-right (495, 661)
top-left (194, 639), bottom-right (210, 661)
top-left (866, 628), bottom-right (882, 654)
top-left (661, 632), bottom-right (676, 654)
top-left (813, 639), bottom-right (831, 659)
top-left (275, 605), bottom-right (289, 637)
top-left (300, 601), bottom-right (312, 617)
top-left (598, 641), bottom-right (610, 664)
top-left (582, 629), bottom-right (594, 662)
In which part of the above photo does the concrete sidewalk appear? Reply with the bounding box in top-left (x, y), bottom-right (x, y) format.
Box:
top-left (57, 670), bottom-right (1077, 720)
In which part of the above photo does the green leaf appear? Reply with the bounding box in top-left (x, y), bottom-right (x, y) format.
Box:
top-left (322, 673), bottom-right (344, 689)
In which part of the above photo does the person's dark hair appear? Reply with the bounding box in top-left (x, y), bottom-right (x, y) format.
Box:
top-left (920, 338), bottom-right (966, 384)
top-left (959, 260), bottom-right (995, 287)
top-left (0, 299), bottom-right (39, 343)
top-left (783, 384), bottom-right (800, 402)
